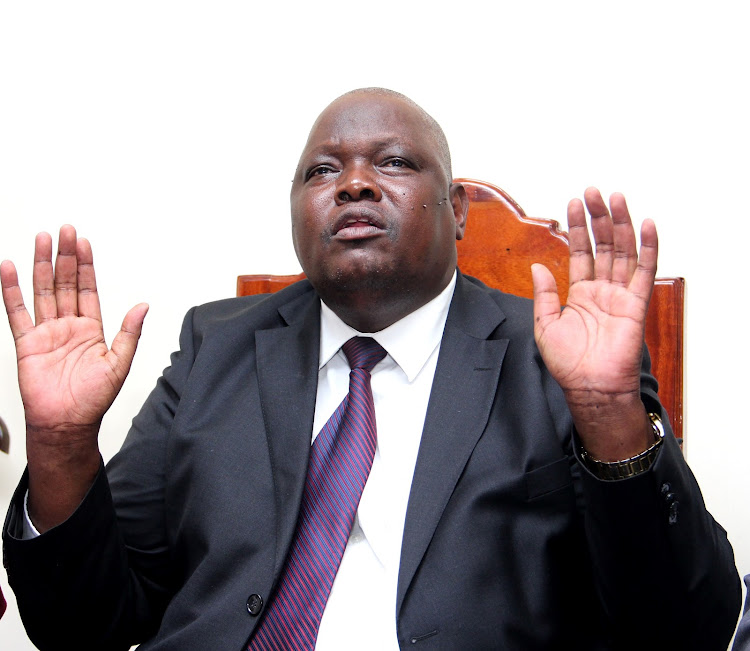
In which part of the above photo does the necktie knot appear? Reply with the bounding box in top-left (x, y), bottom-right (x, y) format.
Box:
top-left (342, 336), bottom-right (387, 373)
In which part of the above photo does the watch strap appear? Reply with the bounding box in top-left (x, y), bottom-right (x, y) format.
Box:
top-left (581, 412), bottom-right (665, 481)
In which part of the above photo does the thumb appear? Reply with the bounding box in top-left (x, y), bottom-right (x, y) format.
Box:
top-left (108, 303), bottom-right (149, 378)
top-left (531, 264), bottom-right (561, 338)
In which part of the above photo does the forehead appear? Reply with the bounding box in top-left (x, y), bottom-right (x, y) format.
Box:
top-left (301, 94), bottom-right (439, 159)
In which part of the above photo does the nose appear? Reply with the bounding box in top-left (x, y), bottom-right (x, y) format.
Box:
top-left (335, 166), bottom-right (382, 204)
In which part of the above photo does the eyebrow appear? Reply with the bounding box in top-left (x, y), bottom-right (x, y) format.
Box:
top-left (307, 136), bottom-right (408, 157)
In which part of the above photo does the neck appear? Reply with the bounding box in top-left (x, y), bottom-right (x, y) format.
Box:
top-left (319, 271), bottom-right (455, 333)
top-left (325, 296), bottom-right (426, 333)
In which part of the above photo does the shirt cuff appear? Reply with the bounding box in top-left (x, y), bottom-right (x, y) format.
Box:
top-left (22, 490), bottom-right (41, 539)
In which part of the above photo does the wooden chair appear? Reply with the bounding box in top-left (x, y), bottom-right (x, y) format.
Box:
top-left (237, 179), bottom-right (685, 445)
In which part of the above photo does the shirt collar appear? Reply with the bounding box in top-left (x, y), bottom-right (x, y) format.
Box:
top-left (319, 271), bottom-right (457, 382)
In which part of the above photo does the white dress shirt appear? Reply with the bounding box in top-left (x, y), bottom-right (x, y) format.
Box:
top-left (314, 273), bottom-right (456, 650)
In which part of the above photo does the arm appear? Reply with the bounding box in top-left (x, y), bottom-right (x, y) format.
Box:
top-left (1, 226), bottom-right (154, 649)
top-left (533, 189), bottom-right (740, 647)
top-left (574, 347), bottom-right (739, 648)
top-left (531, 188), bottom-right (656, 460)
top-left (1, 225), bottom-right (148, 532)
top-left (3, 324), bottom-right (200, 650)
top-left (3, 302), bottom-right (210, 649)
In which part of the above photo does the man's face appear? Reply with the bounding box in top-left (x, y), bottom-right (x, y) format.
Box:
top-left (290, 93), bottom-right (466, 317)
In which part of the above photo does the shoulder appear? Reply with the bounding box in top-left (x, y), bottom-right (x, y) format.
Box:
top-left (458, 272), bottom-right (532, 308)
top-left (169, 280), bottom-right (318, 357)
top-left (187, 279), bottom-right (317, 331)
top-left (453, 271), bottom-right (535, 338)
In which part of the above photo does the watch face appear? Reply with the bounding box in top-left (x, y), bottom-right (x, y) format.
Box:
top-left (649, 412), bottom-right (665, 440)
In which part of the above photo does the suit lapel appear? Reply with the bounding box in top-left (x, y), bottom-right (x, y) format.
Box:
top-left (255, 288), bottom-right (321, 578)
top-left (397, 275), bottom-right (509, 612)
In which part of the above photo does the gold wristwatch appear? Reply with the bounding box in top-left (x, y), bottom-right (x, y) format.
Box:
top-left (581, 412), bottom-right (665, 481)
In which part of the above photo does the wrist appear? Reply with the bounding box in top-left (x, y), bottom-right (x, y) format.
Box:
top-left (26, 426), bottom-right (101, 533)
top-left (567, 392), bottom-right (653, 461)
top-left (581, 412), bottom-right (665, 480)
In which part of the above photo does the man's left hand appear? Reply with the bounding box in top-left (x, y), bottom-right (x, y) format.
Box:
top-left (531, 188), bottom-right (658, 462)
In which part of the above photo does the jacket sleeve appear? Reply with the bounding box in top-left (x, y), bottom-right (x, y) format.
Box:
top-left (573, 352), bottom-right (741, 650)
top-left (2, 306), bottom-right (201, 651)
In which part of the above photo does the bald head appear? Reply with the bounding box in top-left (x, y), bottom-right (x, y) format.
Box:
top-left (299, 88), bottom-right (453, 182)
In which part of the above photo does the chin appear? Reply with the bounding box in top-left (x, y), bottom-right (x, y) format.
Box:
top-left (317, 264), bottom-right (431, 305)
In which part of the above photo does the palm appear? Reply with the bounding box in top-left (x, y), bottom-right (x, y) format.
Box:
top-left (15, 316), bottom-right (124, 430)
top-left (532, 189), bottom-right (657, 401)
top-left (535, 279), bottom-right (648, 397)
top-left (1, 226), bottom-right (148, 435)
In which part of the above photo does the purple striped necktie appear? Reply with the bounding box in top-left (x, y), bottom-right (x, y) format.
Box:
top-left (249, 336), bottom-right (387, 651)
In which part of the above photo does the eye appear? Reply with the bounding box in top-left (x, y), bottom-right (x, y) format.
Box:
top-left (305, 164), bottom-right (337, 181)
top-left (382, 158), bottom-right (411, 169)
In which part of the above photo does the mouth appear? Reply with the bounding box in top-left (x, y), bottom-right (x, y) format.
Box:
top-left (332, 209), bottom-right (385, 240)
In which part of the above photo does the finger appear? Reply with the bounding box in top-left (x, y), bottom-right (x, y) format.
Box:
top-left (76, 238), bottom-right (102, 323)
top-left (1, 260), bottom-right (35, 340)
top-left (531, 263), bottom-right (562, 340)
top-left (32, 232), bottom-right (57, 324)
top-left (567, 198), bottom-right (594, 285)
top-left (107, 303), bottom-right (149, 379)
top-left (609, 193), bottom-right (638, 286)
top-left (584, 187), bottom-right (614, 281)
top-left (629, 218), bottom-right (658, 303)
top-left (54, 225), bottom-right (78, 318)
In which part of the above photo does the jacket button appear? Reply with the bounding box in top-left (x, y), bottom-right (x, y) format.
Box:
top-left (247, 594), bottom-right (264, 616)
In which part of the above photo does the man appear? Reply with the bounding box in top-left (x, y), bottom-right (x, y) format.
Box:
top-left (1, 88), bottom-right (740, 649)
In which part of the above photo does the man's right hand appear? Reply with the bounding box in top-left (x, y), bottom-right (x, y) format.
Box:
top-left (1, 225), bottom-right (148, 532)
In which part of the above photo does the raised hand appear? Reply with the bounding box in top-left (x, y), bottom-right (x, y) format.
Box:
top-left (531, 189), bottom-right (658, 461)
top-left (1, 225), bottom-right (148, 530)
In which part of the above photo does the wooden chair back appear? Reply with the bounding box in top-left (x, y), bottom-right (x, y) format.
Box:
top-left (237, 179), bottom-right (684, 444)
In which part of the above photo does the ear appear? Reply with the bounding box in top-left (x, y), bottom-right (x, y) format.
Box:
top-left (449, 182), bottom-right (469, 240)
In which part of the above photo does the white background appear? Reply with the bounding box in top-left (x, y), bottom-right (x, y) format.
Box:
top-left (1, 1), bottom-right (748, 648)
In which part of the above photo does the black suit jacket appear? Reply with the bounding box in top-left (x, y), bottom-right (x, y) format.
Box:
top-left (3, 273), bottom-right (741, 650)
